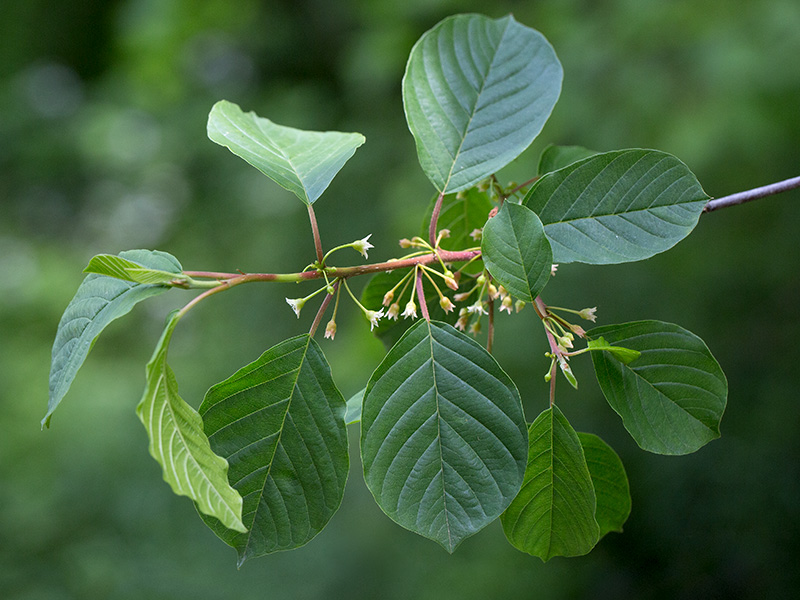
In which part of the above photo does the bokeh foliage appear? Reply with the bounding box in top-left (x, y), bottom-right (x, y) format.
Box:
top-left (2, 0), bottom-right (799, 598)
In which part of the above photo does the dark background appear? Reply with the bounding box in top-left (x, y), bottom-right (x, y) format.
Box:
top-left (1, 0), bottom-right (798, 598)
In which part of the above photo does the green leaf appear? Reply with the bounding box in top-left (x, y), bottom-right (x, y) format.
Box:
top-left (84, 253), bottom-right (185, 285)
top-left (538, 144), bottom-right (598, 176)
top-left (361, 320), bottom-right (528, 553)
top-left (207, 100), bottom-right (365, 205)
top-left (587, 336), bottom-right (641, 364)
top-left (137, 312), bottom-right (246, 533)
top-left (45, 249), bottom-right (181, 427)
top-left (198, 335), bottom-right (349, 564)
top-left (501, 406), bottom-right (600, 560)
top-left (403, 14), bottom-right (562, 194)
top-left (345, 388), bottom-right (364, 425)
top-left (481, 202), bottom-right (552, 303)
top-left (589, 321), bottom-right (728, 455)
top-left (577, 433), bottom-right (631, 538)
top-left (523, 149), bottom-right (709, 264)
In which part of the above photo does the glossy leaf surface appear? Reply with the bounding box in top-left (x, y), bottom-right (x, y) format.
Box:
top-left (361, 320), bottom-right (527, 553)
top-left (524, 149), bottom-right (709, 264)
top-left (590, 320), bottom-right (728, 455)
top-left (403, 14), bottom-right (562, 194)
top-left (208, 100), bottom-right (365, 205)
top-left (578, 432), bottom-right (631, 538)
top-left (481, 202), bottom-right (552, 303)
top-left (199, 335), bottom-right (348, 564)
top-left (501, 406), bottom-right (599, 561)
top-left (45, 249), bottom-right (181, 427)
top-left (137, 312), bottom-right (246, 533)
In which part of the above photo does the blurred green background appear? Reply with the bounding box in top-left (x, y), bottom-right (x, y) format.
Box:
top-left (2, 0), bottom-right (799, 598)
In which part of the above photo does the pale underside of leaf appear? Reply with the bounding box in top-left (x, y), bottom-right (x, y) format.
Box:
top-left (207, 100), bottom-right (365, 205)
top-left (137, 312), bottom-right (246, 533)
top-left (45, 249), bottom-right (181, 427)
top-left (361, 320), bottom-right (527, 553)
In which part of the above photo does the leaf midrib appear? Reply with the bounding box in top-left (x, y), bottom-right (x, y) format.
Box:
top-left (242, 336), bottom-right (312, 557)
top-left (441, 17), bottom-right (512, 194)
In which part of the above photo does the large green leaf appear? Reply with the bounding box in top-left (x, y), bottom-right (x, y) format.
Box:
top-left (501, 406), bottom-right (599, 561)
top-left (589, 321), bottom-right (728, 455)
top-left (577, 432), bottom-right (631, 538)
top-left (137, 312), bottom-right (246, 533)
top-left (523, 149), bottom-right (709, 264)
top-left (361, 320), bottom-right (527, 552)
top-left (198, 335), bottom-right (349, 564)
top-left (45, 249), bottom-right (181, 427)
top-left (481, 202), bottom-right (552, 303)
top-left (403, 14), bottom-right (562, 195)
top-left (207, 100), bottom-right (365, 205)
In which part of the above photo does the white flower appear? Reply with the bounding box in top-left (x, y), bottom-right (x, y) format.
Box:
top-left (386, 303), bottom-right (400, 320)
top-left (467, 301), bottom-right (488, 316)
top-left (352, 234), bottom-right (374, 259)
top-left (365, 308), bottom-right (384, 331)
top-left (285, 297), bottom-right (305, 318)
top-left (500, 296), bottom-right (513, 314)
top-left (402, 300), bottom-right (417, 319)
top-left (578, 307), bottom-right (597, 322)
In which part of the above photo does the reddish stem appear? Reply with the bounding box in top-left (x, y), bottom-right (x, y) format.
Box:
top-left (309, 281), bottom-right (338, 337)
top-left (429, 192), bottom-right (445, 246)
top-left (307, 204), bottom-right (324, 264)
top-left (416, 269), bottom-right (430, 321)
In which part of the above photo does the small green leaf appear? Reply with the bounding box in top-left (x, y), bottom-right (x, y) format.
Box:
top-left (403, 14), bottom-right (562, 194)
top-left (524, 149), bottom-right (709, 264)
top-left (137, 312), bottom-right (246, 533)
top-left (501, 406), bottom-right (600, 560)
top-left (199, 335), bottom-right (349, 564)
top-left (537, 144), bottom-right (598, 175)
top-left (577, 433), bottom-right (631, 538)
top-left (84, 253), bottom-right (185, 285)
top-left (207, 100), bottom-right (365, 205)
top-left (587, 336), bottom-right (641, 364)
top-left (361, 320), bottom-right (528, 553)
top-left (345, 388), bottom-right (364, 425)
top-left (589, 320), bottom-right (728, 455)
top-left (45, 249), bottom-right (181, 427)
top-left (481, 202), bottom-right (552, 303)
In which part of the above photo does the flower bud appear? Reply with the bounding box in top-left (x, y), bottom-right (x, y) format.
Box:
top-left (382, 290), bottom-right (394, 306)
top-left (439, 296), bottom-right (455, 313)
top-left (324, 320), bottom-right (337, 340)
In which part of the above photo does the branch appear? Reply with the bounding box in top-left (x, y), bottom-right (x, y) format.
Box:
top-left (704, 175), bottom-right (800, 213)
